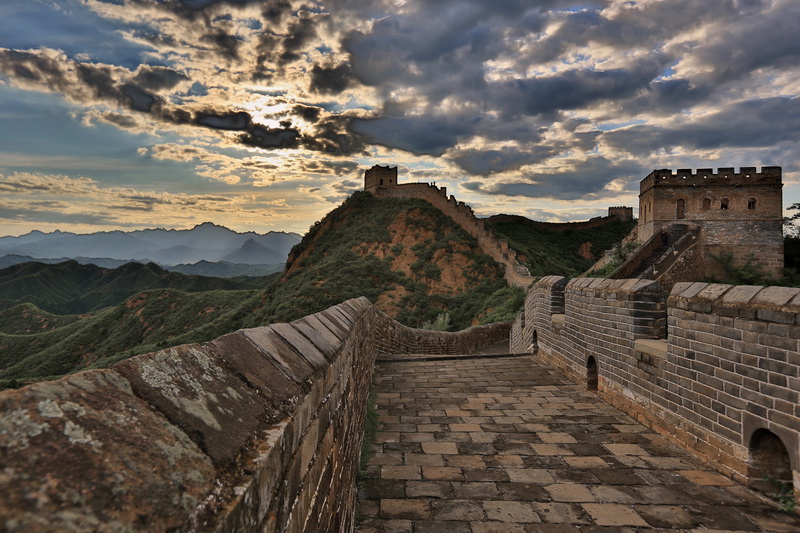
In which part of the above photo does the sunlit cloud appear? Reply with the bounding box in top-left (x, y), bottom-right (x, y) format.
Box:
top-left (0, 0), bottom-right (797, 235)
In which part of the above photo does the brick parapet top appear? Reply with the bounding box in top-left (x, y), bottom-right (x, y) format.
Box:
top-left (669, 282), bottom-right (800, 324)
top-left (639, 166), bottom-right (782, 194)
top-left (567, 277), bottom-right (660, 295)
top-left (534, 275), bottom-right (568, 290)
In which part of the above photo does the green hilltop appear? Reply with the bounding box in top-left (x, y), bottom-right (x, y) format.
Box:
top-left (0, 191), bottom-right (634, 388)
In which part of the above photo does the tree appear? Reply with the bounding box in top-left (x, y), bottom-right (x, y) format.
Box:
top-left (783, 203), bottom-right (800, 237)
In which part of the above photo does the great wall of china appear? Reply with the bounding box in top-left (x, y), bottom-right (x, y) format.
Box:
top-left (1, 165), bottom-right (797, 531)
top-left (372, 182), bottom-right (535, 288)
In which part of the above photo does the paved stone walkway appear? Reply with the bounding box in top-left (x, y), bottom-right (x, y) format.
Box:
top-left (356, 354), bottom-right (800, 532)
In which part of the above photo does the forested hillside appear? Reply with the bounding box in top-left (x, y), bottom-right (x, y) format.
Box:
top-left (1, 193), bottom-right (637, 389)
top-left (485, 214), bottom-right (637, 277)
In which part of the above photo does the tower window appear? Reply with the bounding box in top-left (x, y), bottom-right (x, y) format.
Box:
top-left (748, 198), bottom-right (756, 210)
top-left (702, 198), bottom-right (711, 210)
top-left (380, 179), bottom-right (384, 185)
top-left (721, 198), bottom-right (729, 210)
top-left (676, 199), bottom-right (685, 219)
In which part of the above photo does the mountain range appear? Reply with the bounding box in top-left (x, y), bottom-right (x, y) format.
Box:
top-left (0, 222), bottom-right (301, 267)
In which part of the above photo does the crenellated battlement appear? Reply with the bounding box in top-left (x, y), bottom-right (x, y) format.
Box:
top-left (640, 166), bottom-right (782, 193)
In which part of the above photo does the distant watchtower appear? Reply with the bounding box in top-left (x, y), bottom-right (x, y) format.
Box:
top-left (608, 206), bottom-right (633, 222)
top-left (364, 165), bottom-right (398, 193)
top-left (638, 166), bottom-right (783, 279)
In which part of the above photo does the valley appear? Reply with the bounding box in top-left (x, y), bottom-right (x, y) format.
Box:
top-left (0, 192), bottom-right (632, 389)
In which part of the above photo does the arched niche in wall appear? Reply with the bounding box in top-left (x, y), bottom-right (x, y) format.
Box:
top-left (676, 198), bottom-right (686, 219)
top-left (721, 198), bottom-right (729, 210)
top-left (586, 356), bottom-right (598, 391)
top-left (747, 428), bottom-right (794, 497)
top-left (702, 198), bottom-right (711, 210)
top-left (748, 198), bottom-right (757, 210)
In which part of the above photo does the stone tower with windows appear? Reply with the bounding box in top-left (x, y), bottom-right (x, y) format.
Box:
top-left (637, 166), bottom-right (783, 279)
top-left (364, 165), bottom-right (398, 192)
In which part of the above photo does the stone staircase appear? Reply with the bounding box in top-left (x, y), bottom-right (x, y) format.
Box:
top-left (627, 224), bottom-right (689, 278)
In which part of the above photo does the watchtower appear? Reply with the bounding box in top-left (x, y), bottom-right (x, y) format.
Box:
top-left (364, 165), bottom-right (398, 192)
top-left (608, 206), bottom-right (633, 222)
top-left (638, 166), bottom-right (783, 279)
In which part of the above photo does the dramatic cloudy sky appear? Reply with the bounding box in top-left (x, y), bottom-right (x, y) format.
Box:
top-left (1, 0), bottom-right (799, 235)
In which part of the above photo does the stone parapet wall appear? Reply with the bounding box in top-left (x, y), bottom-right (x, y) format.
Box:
top-left (510, 277), bottom-right (800, 505)
top-left (372, 183), bottom-right (534, 288)
top-left (0, 299), bottom-right (510, 532)
top-left (0, 298), bottom-right (376, 533)
top-left (372, 310), bottom-right (512, 355)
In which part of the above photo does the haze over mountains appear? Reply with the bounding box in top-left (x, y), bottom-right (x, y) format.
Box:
top-left (0, 223), bottom-right (301, 276)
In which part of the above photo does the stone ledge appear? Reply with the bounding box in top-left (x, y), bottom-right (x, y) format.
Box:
top-left (634, 338), bottom-right (668, 360)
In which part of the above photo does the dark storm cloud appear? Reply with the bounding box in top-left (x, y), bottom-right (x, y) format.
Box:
top-left (239, 124), bottom-right (300, 149)
top-left (299, 160), bottom-right (358, 176)
top-left (462, 157), bottom-right (646, 200)
top-left (131, 66), bottom-right (189, 91)
top-left (351, 114), bottom-right (477, 156)
top-left (309, 63), bottom-right (354, 95)
top-left (450, 146), bottom-right (558, 176)
top-left (201, 27), bottom-right (242, 60)
top-left (492, 59), bottom-right (665, 119)
top-left (292, 104), bottom-right (321, 123)
top-left (604, 97), bottom-right (800, 156)
top-left (303, 114), bottom-right (367, 155)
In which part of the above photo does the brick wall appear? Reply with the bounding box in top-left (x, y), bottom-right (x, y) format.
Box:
top-left (372, 309), bottom-right (511, 355)
top-left (0, 298), bottom-right (509, 532)
top-left (510, 278), bottom-right (800, 505)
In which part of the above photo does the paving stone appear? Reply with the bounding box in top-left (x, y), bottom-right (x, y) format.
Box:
top-left (359, 479), bottom-right (407, 500)
top-left (416, 520), bottom-right (473, 533)
top-left (684, 505), bottom-right (760, 530)
top-left (483, 500), bottom-right (542, 523)
top-left (678, 469), bottom-right (735, 485)
top-left (531, 502), bottom-right (591, 524)
top-left (382, 465), bottom-right (420, 480)
top-left (356, 355), bottom-right (800, 533)
top-left (463, 468), bottom-right (510, 482)
top-left (634, 505), bottom-right (698, 528)
top-left (405, 453), bottom-right (445, 466)
top-left (406, 481), bottom-right (453, 499)
top-left (452, 481), bottom-right (501, 500)
top-left (588, 485), bottom-right (643, 504)
top-left (430, 499), bottom-right (485, 521)
top-left (446, 455), bottom-right (486, 468)
top-left (581, 503), bottom-right (649, 527)
top-left (380, 499), bottom-right (431, 520)
top-left (496, 483), bottom-right (550, 501)
top-left (544, 483), bottom-right (596, 502)
top-left (422, 442), bottom-right (460, 455)
top-left (471, 523), bottom-right (527, 533)
top-left (563, 456), bottom-right (609, 469)
top-left (422, 466), bottom-right (465, 481)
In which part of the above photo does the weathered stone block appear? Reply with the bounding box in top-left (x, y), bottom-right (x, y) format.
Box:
top-left (0, 369), bottom-right (215, 532)
top-left (114, 343), bottom-right (266, 468)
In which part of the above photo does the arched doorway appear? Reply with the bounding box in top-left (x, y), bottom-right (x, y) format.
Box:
top-left (748, 428), bottom-right (793, 497)
top-left (586, 356), bottom-right (598, 391)
top-left (676, 199), bottom-right (686, 219)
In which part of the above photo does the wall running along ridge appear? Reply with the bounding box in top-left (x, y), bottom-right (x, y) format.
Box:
top-left (510, 277), bottom-right (800, 507)
top-left (371, 182), bottom-right (534, 288)
top-left (0, 299), bottom-right (510, 532)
